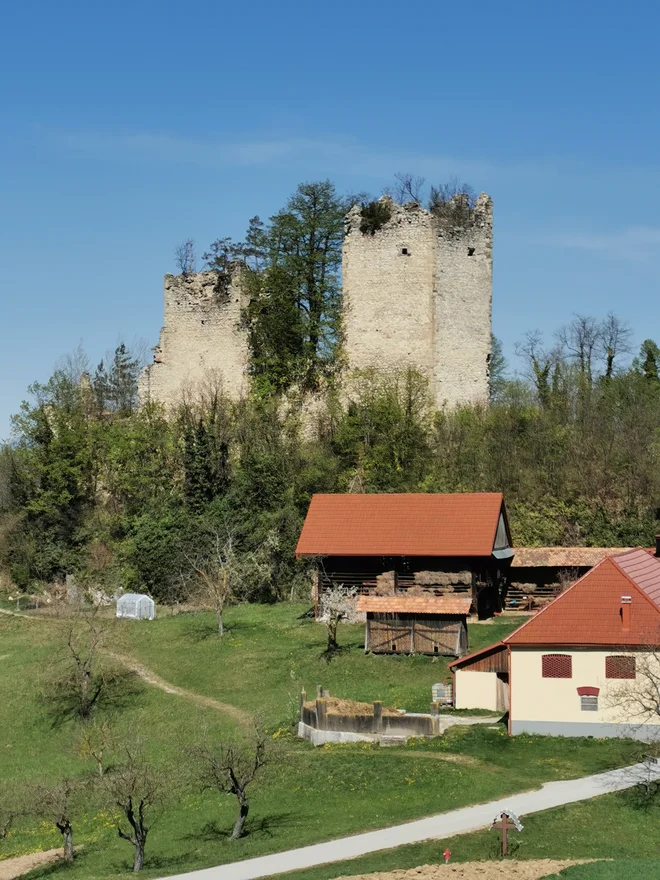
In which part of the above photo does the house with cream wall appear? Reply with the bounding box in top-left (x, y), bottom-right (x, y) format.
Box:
top-left (450, 546), bottom-right (660, 740)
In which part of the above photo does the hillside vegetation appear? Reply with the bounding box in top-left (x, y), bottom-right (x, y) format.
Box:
top-left (1, 180), bottom-right (660, 599)
top-left (0, 605), bottom-right (647, 879)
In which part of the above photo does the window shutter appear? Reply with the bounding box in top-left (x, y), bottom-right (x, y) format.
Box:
top-left (542, 654), bottom-right (572, 678)
top-left (605, 655), bottom-right (636, 679)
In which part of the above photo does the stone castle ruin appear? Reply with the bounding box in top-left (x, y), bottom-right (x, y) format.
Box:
top-left (139, 193), bottom-right (493, 411)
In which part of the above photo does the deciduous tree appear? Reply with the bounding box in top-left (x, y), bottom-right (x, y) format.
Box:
top-left (189, 726), bottom-right (268, 840)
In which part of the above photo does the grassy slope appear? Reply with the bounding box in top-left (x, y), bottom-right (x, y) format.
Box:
top-left (0, 606), bottom-right (648, 879)
top-left (116, 604), bottom-right (523, 724)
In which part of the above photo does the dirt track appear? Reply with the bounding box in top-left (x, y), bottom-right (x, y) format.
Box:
top-left (337, 860), bottom-right (595, 880)
top-left (102, 650), bottom-right (250, 724)
top-left (0, 848), bottom-right (62, 879)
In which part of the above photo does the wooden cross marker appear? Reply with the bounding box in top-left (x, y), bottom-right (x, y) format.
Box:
top-left (490, 810), bottom-right (523, 857)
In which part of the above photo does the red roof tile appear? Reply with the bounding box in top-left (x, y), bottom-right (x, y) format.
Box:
top-left (505, 556), bottom-right (660, 647)
top-left (295, 493), bottom-right (505, 557)
top-left (613, 549), bottom-right (660, 606)
top-left (356, 596), bottom-right (472, 615)
top-left (511, 547), bottom-right (635, 568)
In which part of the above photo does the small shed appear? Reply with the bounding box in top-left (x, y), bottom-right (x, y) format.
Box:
top-left (449, 642), bottom-right (509, 712)
top-left (116, 593), bottom-right (156, 621)
top-left (357, 596), bottom-right (471, 657)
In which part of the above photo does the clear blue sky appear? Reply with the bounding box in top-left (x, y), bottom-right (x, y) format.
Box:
top-left (2, 0), bottom-right (659, 439)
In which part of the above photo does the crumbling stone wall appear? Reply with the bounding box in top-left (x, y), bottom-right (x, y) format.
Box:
top-left (342, 194), bottom-right (492, 409)
top-left (141, 194), bottom-right (493, 410)
top-left (138, 270), bottom-right (249, 409)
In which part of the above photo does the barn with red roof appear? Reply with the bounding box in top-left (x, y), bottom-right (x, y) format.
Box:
top-left (449, 547), bottom-right (660, 739)
top-left (296, 492), bottom-right (513, 620)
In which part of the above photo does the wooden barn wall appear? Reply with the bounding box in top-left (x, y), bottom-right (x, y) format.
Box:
top-left (456, 647), bottom-right (508, 673)
top-left (367, 613), bottom-right (467, 656)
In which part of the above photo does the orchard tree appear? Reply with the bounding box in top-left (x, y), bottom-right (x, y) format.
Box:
top-left (190, 725), bottom-right (268, 840)
top-left (104, 746), bottom-right (171, 872)
top-left (28, 779), bottom-right (80, 862)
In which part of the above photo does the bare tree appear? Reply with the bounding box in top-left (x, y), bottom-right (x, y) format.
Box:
top-left (104, 746), bottom-right (170, 872)
top-left (599, 312), bottom-right (633, 379)
top-left (318, 583), bottom-right (357, 657)
top-left (28, 779), bottom-right (79, 862)
top-left (515, 330), bottom-right (559, 406)
top-left (77, 719), bottom-right (114, 779)
top-left (0, 785), bottom-right (28, 841)
top-left (188, 528), bottom-right (277, 636)
top-left (428, 176), bottom-right (477, 225)
top-left (174, 238), bottom-right (196, 275)
top-left (556, 314), bottom-right (601, 385)
top-left (605, 648), bottom-right (660, 733)
top-left (44, 608), bottom-right (139, 724)
top-left (190, 726), bottom-right (268, 840)
top-left (386, 172), bottom-right (426, 204)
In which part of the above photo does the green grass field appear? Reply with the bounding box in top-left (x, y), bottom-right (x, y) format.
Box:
top-left (0, 605), bottom-right (650, 879)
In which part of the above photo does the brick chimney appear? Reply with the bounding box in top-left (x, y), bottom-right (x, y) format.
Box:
top-left (655, 535), bottom-right (660, 558)
top-left (621, 595), bottom-right (632, 631)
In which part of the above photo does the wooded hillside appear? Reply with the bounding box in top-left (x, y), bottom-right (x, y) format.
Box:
top-left (1, 179), bottom-right (659, 601)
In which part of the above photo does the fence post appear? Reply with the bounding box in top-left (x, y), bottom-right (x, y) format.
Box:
top-left (300, 689), bottom-right (307, 716)
top-left (316, 698), bottom-right (328, 730)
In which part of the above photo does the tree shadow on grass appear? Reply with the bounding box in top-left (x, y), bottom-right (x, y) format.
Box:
top-left (145, 851), bottom-right (201, 871)
top-left (320, 644), bottom-right (350, 664)
top-left (182, 616), bottom-right (235, 643)
top-left (184, 811), bottom-right (295, 842)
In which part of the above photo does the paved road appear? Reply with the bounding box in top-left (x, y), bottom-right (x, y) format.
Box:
top-left (163, 761), bottom-right (660, 880)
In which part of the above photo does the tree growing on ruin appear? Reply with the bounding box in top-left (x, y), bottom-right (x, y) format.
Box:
top-left (428, 176), bottom-right (477, 225)
top-left (174, 238), bottom-right (196, 275)
top-left (242, 181), bottom-right (349, 390)
top-left (386, 171), bottom-right (426, 204)
top-left (189, 725), bottom-right (268, 840)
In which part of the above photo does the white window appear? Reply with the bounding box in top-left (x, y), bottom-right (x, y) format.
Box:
top-left (580, 695), bottom-right (598, 712)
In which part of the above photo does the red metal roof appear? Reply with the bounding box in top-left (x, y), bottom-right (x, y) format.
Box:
top-left (505, 555), bottom-right (660, 647)
top-left (356, 596), bottom-right (472, 615)
top-left (295, 493), bottom-right (505, 558)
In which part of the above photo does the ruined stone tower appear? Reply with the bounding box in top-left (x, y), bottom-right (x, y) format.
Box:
top-left (140, 193), bottom-right (493, 410)
top-left (342, 194), bottom-right (492, 409)
top-left (138, 269), bottom-right (249, 407)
